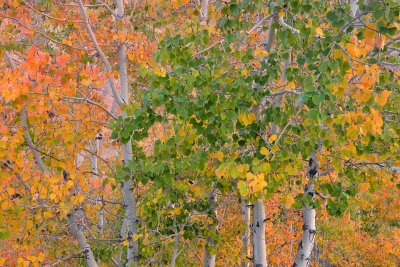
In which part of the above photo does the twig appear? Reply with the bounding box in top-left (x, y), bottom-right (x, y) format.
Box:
top-left (192, 41), bottom-right (224, 57)
top-left (279, 15), bottom-right (300, 35)
top-left (81, 148), bottom-right (117, 174)
top-left (43, 250), bottom-right (86, 266)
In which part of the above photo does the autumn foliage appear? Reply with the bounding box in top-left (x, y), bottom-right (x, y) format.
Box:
top-left (0, 0), bottom-right (400, 266)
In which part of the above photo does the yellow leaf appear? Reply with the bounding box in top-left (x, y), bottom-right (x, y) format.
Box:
top-left (160, 67), bottom-right (166, 77)
top-left (315, 27), bottom-right (323, 36)
top-left (132, 233), bottom-right (143, 241)
top-left (174, 207), bottom-right (181, 215)
top-left (119, 31), bottom-right (126, 43)
top-left (8, 188), bottom-right (15, 195)
top-left (262, 163), bottom-right (271, 172)
top-left (76, 195), bottom-right (85, 204)
top-left (237, 165), bottom-right (245, 174)
top-left (237, 180), bottom-right (248, 196)
top-left (214, 151), bottom-right (224, 161)
top-left (246, 172), bottom-right (254, 181)
top-left (37, 252), bottom-right (45, 262)
top-left (271, 144), bottom-right (279, 154)
top-left (268, 134), bottom-right (277, 143)
top-left (360, 182), bottom-right (369, 192)
top-left (365, 24), bottom-right (376, 41)
top-left (122, 240), bottom-right (129, 246)
top-left (279, 11), bottom-right (285, 17)
top-left (178, 128), bottom-right (185, 136)
top-left (374, 90), bottom-right (390, 106)
top-left (260, 147), bottom-right (268, 155)
top-left (248, 113), bottom-right (256, 122)
top-left (285, 194), bottom-right (295, 209)
top-left (285, 165), bottom-right (295, 175)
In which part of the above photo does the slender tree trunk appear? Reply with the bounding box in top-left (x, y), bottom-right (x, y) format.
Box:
top-left (293, 152), bottom-right (319, 267)
top-left (91, 134), bottom-right (103, 235)
top-left (170, 215), bottom-right (180, 267)
top-left (249, 15), bottom-right (278, 267)
top-left (116, 218), bottom-right (127, 265)
top-left (203, 185), bottom-right (218, 267)
top-left (118, 38), bottom-right (139, 264)
top-left (68, 209), bottom-right (99, 267)
top-left (170, 234), bottom-right (180, 267)
top-left (199, 0), bottom-right (208, 23)
top-left (241, 202), bottom-right (251, 267)
top-left (252, 195), bottom-right (267, 267)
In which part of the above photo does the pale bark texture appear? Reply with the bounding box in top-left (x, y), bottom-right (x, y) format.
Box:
top-left (68, 209), bottom-right (99, 267)
top-left (118, 30), bottom-right (139, 267)
top-left (200, 0), bottom-right (208, 23)
top-left (250, 16), bottom-right (278, 266)
top-left (77, 1), bottom-right (139, 264)
top-left (91, 134), bottom-right (103, 234)
top-left (241, 202), bottom-right (251, 267)
top-left (170, 231), bottom-right (180, 267)
top-left (252, 196), bottom-right (267, 267)
top-left (293, 153), bottom-right (319, 267)
top-left (116, 0), bottom-right (139, 263)
top-left (203, 185), bottom-right (218, 267)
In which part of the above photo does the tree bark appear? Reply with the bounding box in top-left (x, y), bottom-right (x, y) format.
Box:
top-left (203, 185), bottom-right (218, 267)
top-left (252, 195), bottom-right (267, 267)
top-left (293, 152), bottom-right (319, 267)
top-left (90, 134), bottom-right (103, 235)
top-left (117, 0), bottom-right (139, 262)
top-left (77, 1), bottom-right (139, 264)
top-left (241, 202), bottom-right (251, 267)
top-left (199, 0), bottom-right (208, 23)
top-left (250, 15), bottom-right (278, 267)
top-left (68, 209), bottom-right (99, 267)
top-left (170, 216), bottom-right (180, 267)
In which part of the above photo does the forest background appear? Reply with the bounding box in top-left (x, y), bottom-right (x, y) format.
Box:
top-left (1, 0), bottom-right (400, 266)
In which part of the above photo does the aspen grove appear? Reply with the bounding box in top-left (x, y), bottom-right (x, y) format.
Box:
top-left (1, 0), bottom-right (400, 266)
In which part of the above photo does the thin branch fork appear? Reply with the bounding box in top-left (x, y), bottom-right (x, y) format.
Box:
top-left (81, 148), bottom-right (117, 174)
top-left (0, 15), bottom-right (93, 51)
top-left (77, 0), bottom-right (124, 106)
top-left (279, 15), bottom-right (300, 34)
top-left (67, 97), bottom-right (117, 119)
top-left (192, 40), bottom-right (224, 57)
top-left (271, 89), bottom-right (300, 96)
top-left (43, 250), bottom-right (86, 266)
top-left (246, 14), bottom-right (274, 35)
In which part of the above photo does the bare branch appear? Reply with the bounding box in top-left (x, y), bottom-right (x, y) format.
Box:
top-left (77, 0), bottom-right (124, 106)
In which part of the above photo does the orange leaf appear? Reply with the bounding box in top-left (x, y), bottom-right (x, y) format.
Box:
top-left (375, 37), bottom-right (384, 49)
top-left (374, 90), bottom-right (390, 106)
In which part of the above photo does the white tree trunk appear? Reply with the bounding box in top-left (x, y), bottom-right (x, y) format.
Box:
top-left (200, 0), bottom-right (208, 23)
top-left (75, 5), bottom-right (138, 262)
top-left (241, 202), bottom-right (251, 267)
top-left (292, 183), bottom-right (316, 267)
top-left (203, 185), bottom-right (218, 267)
top-left (68, 209), bottom-right (99, 267)
top-left (170, 232), bottom-right (180, 267)
top-left (293, 152), bottom-right (319, 267)
top-left (116, 0), bottom-right (139, 264)
top-left (252, 196), bottom-right (267, 267)
top-left (90, 134), bottom-right (104, 235)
